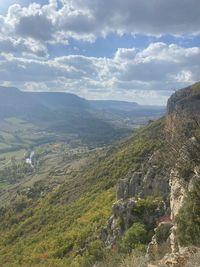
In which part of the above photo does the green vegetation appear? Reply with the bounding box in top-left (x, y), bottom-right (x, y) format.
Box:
top-left (177, 160), bottom-right (195, 180)
top-left (190, 81), bottom-right (200, 96)
top-left (94, 251), bottom-right (147, 267)
top-left (0, 160), bottom-right (33, 184)
top-left (0, 119), bottom-right (165, 267)
top-left (120, 223), bottom-right (147, 253)
top-left (176, 180), bottom-right (200, 246)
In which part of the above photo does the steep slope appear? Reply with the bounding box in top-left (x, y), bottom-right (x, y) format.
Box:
top-left (166, 81), bottom-right (200, 138)
top-left (0, 119), bottom-right (165, 267)
top-left (94, 82), bottom-right (200, 267)
top-left (146, 82), bottom-right (200, 267)
top-left (0, 83), bottom-right (199, 267)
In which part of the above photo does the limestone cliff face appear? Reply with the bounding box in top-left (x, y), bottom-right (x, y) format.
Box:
top-left (116, 150), bottom-right (169, 201)
top-left (101, 149), bottom-right (170, 248)
top-left (102, 82), bottom-right (200, 266)
top-left (147, 82), bottom-right (200, 266)
top-left (165, 81), bottom-right (200, 139)
top-left (101, 197), bottom-right (168, 248)
top-left (166, 82), bottom-right (200, 250)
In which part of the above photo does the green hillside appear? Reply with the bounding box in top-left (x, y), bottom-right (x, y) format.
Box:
top-left (0, 119), bottom-right (165, 267)
top-left (1, 82), bottom-right (200, 267)
top-left (0, 86), bottom-right (165, 148)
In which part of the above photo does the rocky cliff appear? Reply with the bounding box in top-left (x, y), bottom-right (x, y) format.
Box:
top-left (148, 82), bottom-right (200, 266)
top-left (166, 81), bottom-right (200, 138)
top-left (101, 146), bottom-right (170, 248)
top-left (102, 82), bottom-right (200, 266)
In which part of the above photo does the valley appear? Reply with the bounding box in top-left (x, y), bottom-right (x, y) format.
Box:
top-left (0, 86), bottom-right (165, 205)
top-left (0, 1), bottom-right (199, 266)
top-left (0, 83), bottom-right (200, 267)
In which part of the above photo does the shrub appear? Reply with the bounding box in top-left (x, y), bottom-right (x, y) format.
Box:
top-left (120, 223), bottom-right (147, 253)
top-left (177, 160), bottom-right (194, 180)
top-left (119, 253), bottom-right (148, 267)
top-left (93, 252), bottom-right (147, 267)
top-left (176, 181), bottom-right (200, 246)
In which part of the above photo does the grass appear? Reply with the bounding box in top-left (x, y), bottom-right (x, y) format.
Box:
top-left (94, 251), bottom-right (148, 267)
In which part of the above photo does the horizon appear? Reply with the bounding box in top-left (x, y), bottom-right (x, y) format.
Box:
top-left (0, 84), bottom-right (168, 106)
top-left (0, 1), bottom-right (200, 105)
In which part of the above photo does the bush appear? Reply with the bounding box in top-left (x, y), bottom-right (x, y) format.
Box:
top-left (120, 223), bottom-right (147, 253)
top-left (177, 160), bottom-right (194, 180)
top-left (176, 181), bottom-right (200, 246)
top-left (93, 252), bottom-right (147, 267)
top-left (119, 253), bottom-right (148, 267)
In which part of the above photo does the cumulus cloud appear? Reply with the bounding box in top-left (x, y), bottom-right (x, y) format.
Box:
top-left (116, 43), bottom-right (200, 83)
top-left (73, 0), bottom-right (200, 36)
top-left (0, 36), bottom-right (48, 57)
top-left (16, 13), bottom-right (54, 41)
top-left (0, 1), bottom-right (199, 104)
top-left (0, 0), bottom-right (200, 49)
top-left (0, 42), bottom-right (199, 104)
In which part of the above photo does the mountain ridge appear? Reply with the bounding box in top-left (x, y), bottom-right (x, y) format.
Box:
top-left (0, 85), bottom-right (165, 146)
top-left (0, 85), bottom-right (165, 111)
top-left (0, 83), bottom-right (199, 266)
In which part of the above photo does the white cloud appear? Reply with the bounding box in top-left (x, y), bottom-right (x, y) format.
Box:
top-left (72, 0), bottom-right (200, 36)
top-left (0, 0), bottom-right (200, 51)
top-left (0, 1), bottom-right (199, 104)
top-left (0, 42), bottom-right (199, 104)
top-left (0, 36), bottom-right (48, 57)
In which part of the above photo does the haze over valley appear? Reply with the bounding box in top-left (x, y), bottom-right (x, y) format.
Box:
top-left (0, 1), bottom-right (200, 267)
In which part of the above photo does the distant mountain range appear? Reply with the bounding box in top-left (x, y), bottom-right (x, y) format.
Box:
top-left (89, 99), bottom-right (165, 118)
top-left (0, 86), bottom-right (165, 146)
top-left (0, 86), bottom-right (88, 118)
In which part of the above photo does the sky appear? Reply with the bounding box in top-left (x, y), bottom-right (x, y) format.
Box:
top-left (0, 1), bottom-right (200, 105)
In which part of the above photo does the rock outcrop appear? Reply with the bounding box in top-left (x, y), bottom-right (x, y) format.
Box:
top-left (147, 82), bottom-right (200, 266)
top-left (101, 197), bottom-right (168, 248)
top-left (148, 247), bottom-right (200, 267)
top-left (165, 81), bottom-right (200, 139)
top-left (102, 82), bottom-right (200, 266)
top-left (116, 150), bottom-right (169, 201)
top-left (101, 149), bottom-right (170, 248)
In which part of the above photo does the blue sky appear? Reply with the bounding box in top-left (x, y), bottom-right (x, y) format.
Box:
top-left (0, 0), bottom-right (200, 105)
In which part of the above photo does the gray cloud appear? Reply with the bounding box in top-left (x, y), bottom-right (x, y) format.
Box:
top-left (0, 1), bottom-right (200, 104)
top-left (71, 0), bottom-right (200, 36)
top-left (0, 55), bottom-right (84, 82)
top-left (0, 36), bottom-right (48, 57)
top-left (0, 42), bottom-right (199, 104)
top-left (16, 13), bottom-right (54, 41)
top-left (1, 0), bottom-right (200, 48)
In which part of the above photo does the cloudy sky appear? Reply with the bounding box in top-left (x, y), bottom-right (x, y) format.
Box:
top-left (0, 0), bottom-right (200, 104)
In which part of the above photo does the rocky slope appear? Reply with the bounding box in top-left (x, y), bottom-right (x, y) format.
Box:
top-left (100, 82), bottom-right (200, 267)
top-left (152, 81), bottom-right (200, 267)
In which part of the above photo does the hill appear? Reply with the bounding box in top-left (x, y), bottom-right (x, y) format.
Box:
top-left (0, 86), bottom-right (124, 147)
top-left (0, 116), bottom-right (166, 267)
top-left (89, 100), bottom-right (140, 111)
top-left (1, 83), bottom-right (200, 267)
top-left (0, 86), bottom-right (89, 117)
top-left (90, 99), bottom-right (165, 128)
top-left (0, 86), bottom-right (165, 148)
